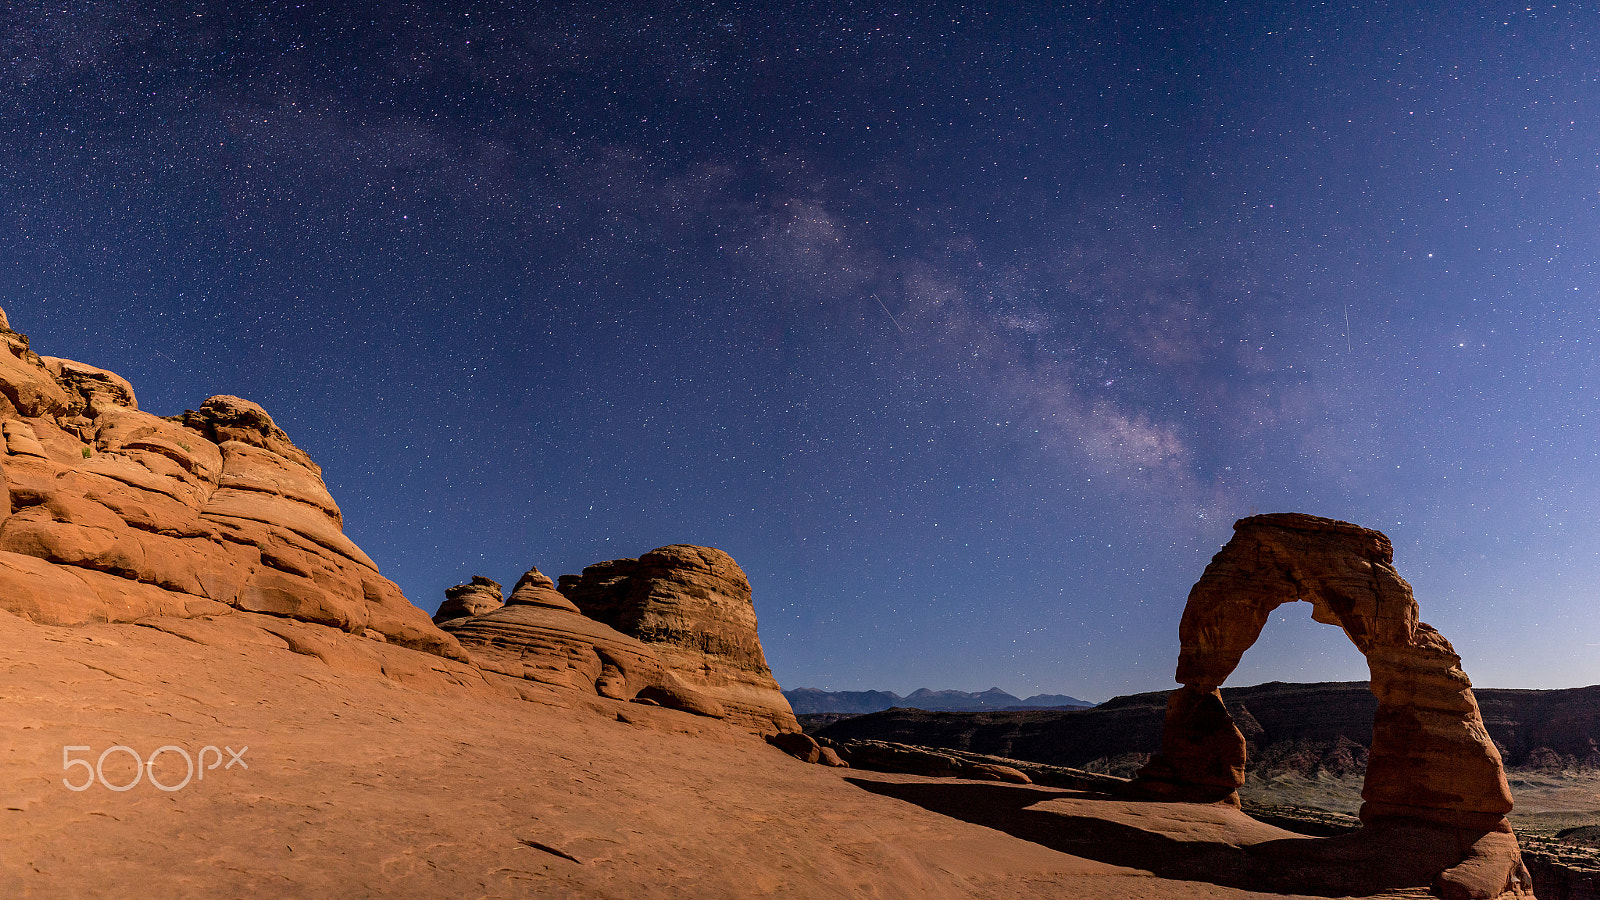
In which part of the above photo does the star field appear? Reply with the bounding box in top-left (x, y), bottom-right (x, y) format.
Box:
top-left (2, 1), bottom-right (1598, 700)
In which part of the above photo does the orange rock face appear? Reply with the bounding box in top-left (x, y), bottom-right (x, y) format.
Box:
top-left (1132, 513), bottom-right (1533, 899)
top-left (438, 553), bottom-right (799, 736)
top-left (504, 566), bottom-right (581, 613)
top-left (561, 544), bottom-right (801, 734)
top-left (440, 598), bottom-right (727, 719)
top-left (434, 576), bottom-right (505, 624)
top-left (0, 307), bottom-right (462, 660)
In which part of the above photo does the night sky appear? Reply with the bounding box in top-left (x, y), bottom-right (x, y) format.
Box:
top-left (3, 2), bottom-right (1597, 701)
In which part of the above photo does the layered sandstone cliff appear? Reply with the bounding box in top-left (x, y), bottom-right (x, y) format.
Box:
top-left (0, 308), bottom-right (800, 737)
top-left (440, 565), bottom-right (729, 719)
top-left (0, 307), bottom-right (460, 658)
top-left (439, 553), bottom-right (800, 735)
top-left (559, 544), bottom-right (801, 734)
top-left (433, 575), bottom-right (504, 624)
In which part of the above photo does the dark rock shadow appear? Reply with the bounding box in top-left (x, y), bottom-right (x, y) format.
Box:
top-left (845, 777), bottom-right (1470, 897)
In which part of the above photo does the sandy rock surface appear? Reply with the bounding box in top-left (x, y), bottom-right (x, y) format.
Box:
top-left (3, 608), bottom-right (1436, 900)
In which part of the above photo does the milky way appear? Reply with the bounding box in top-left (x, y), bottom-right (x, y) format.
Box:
top-left (3, 2), bottom-right (1597, 699)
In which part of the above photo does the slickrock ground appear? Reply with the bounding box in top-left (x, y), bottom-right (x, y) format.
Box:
top-left (9, 601), bottom-right (1588, 899)
top-left (3, 608), bottom-right (1389, 900)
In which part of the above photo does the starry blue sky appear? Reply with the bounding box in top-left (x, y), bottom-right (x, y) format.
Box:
top-left (3, 1), bottom-right (1597, 701)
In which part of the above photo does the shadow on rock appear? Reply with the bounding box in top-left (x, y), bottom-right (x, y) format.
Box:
top-left (845, 777), bottom-right (1501, 898)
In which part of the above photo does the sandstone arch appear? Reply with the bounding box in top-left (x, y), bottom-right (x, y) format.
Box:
top-left (1130, 513), bottom-right (1532, 899)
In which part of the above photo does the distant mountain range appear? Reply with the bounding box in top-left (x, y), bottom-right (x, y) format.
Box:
top-left (808, 681), bottom-right (1600, 777)
top-left (783, 686), bottom-right (1094, 714)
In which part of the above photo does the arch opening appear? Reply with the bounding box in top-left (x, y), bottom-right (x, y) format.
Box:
top-left (1229, 599), bottom-right (1371, 687)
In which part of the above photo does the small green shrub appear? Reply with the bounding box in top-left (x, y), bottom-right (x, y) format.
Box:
top-left (82, 446), bottom-right (92, 459)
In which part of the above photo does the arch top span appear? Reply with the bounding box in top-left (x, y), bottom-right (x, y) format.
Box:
top-left (1129, 513), bottom-right (1531, 899)
top-left (1175, 513), bottom-right (1419, 689)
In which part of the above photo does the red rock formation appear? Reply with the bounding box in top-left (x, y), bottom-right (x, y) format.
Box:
top-left (768, 730), bottom-right (826, 763)
top-left (439, 556), bottom-right (800, 737)
top-left (767, 731), bottom-right (850, 768)
top-left (439, 591), bottom-right (726, 719)
top-left (1131, 513), bottom-right (1532, 899)
top-left (0, 306), bottom-right (461, 659)
top-left (504, 566), bottom-right (580, 613)
top-left (561, 544), bottom-right (800, 734)
top-left (434, 576), bottom-right (504, 624)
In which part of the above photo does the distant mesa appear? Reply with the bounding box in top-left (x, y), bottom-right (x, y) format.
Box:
top-left (814, 679), bottom-right (1600, 780)
top-left (784, 686), bottom-right (1093, 715)
top-left (784, 688), bottom-right (906, 715)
